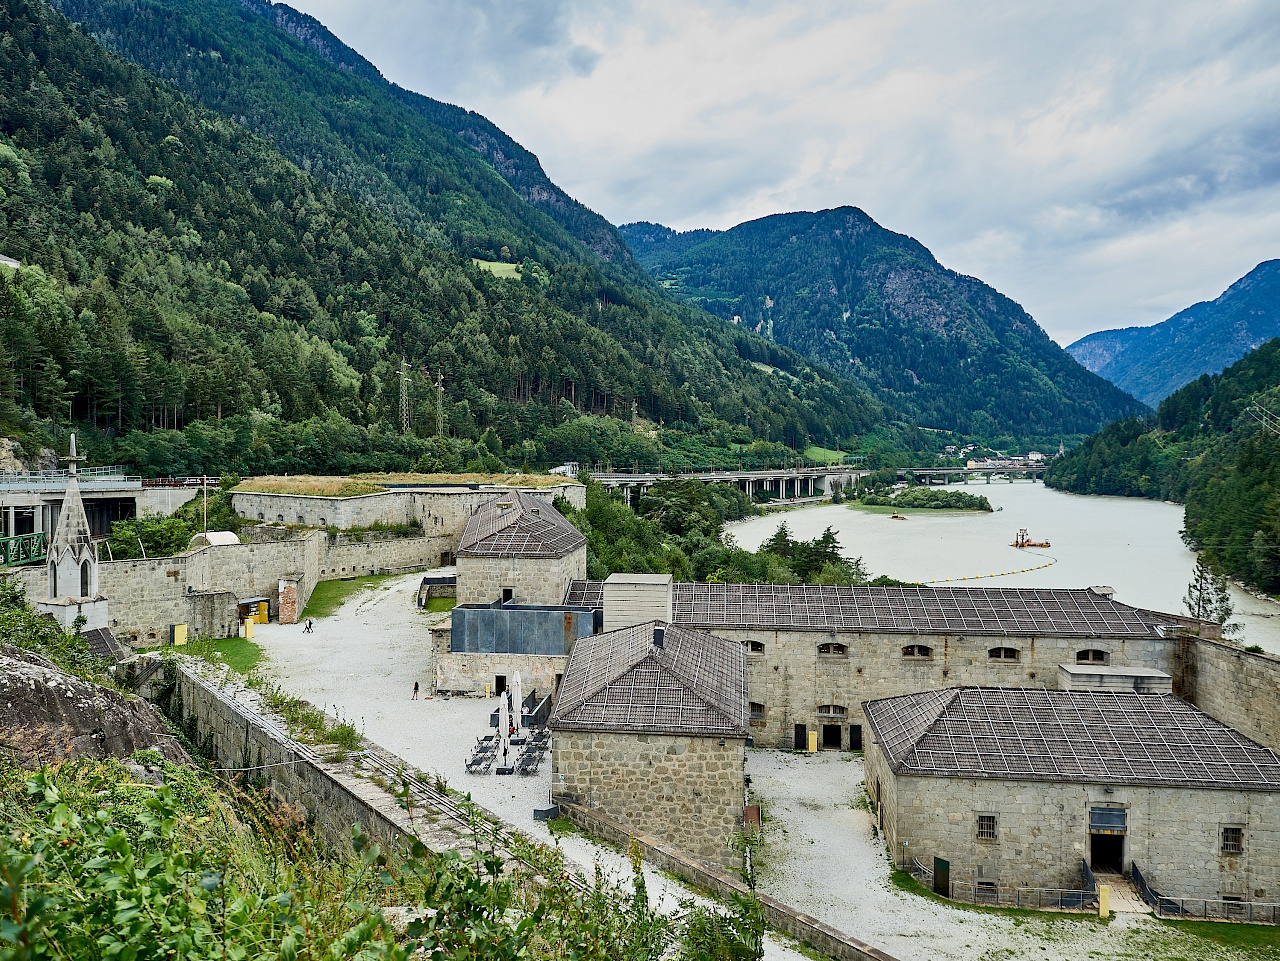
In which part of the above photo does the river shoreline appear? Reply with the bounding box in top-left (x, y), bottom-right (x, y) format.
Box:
top-left (725, 483), bottom-right (1280, 655)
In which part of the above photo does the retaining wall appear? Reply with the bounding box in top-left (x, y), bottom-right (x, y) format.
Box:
top-left (232, 483), bottom-right (585, 535)
top-left (17, 530), bottom-right (450, 643)
top-left (1182, 637), bottom-right (1280, 753)
top-left (162, 665), bottom-right (482, 859)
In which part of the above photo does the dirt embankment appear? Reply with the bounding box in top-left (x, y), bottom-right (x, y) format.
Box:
top-left (0, 646), bottom-right (191, 768)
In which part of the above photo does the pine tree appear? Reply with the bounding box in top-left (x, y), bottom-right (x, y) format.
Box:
top-left (1184, 556), bottom-right (1241, 636)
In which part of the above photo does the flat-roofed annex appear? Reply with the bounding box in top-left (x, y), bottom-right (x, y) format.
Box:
top-left (863, 687), bottom-right (1280, 791)
top-left (563, 581), bottom-right (1182, 638)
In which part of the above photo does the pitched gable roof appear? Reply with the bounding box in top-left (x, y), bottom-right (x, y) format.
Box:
top-left (457, 490), bottom-right (585, 558)
top-left (863, 687), bottom-right (1280, 791)
top-left (563, 581), bottom-right (1182, 638)
top-left (550, 622), bottom-right (748, 737)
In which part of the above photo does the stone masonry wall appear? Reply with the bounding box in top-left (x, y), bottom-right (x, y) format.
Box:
top-left (432, 626), bottom-right (569, 695)
top-left (232, 483), bottom-right (585, 535)
top-left (20, 531), bottom-right (449, 643)
top-left (551, 729), bottom-right (745, 867)
top-left (1183, 638), bottom-right (1280, 754)
top-left (456, 545), bottom-right (587, 606)
top-left (868, 742), bottom-right (1280, 900)
top-left (717, 626), bottom-right (1175, 748)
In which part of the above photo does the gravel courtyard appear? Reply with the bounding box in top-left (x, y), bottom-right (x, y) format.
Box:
top-left (252, 571), bottom-right (1278, 961)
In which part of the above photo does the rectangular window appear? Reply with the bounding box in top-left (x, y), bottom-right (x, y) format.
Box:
top-left (1089, 807), bottom-right (1128, 834)
top-left (749, 701), bottom-right (765, 720)
top-left (1222, 826), bottom-right (1244, 855)
top-left (976, 814), bottom-right (998, 841)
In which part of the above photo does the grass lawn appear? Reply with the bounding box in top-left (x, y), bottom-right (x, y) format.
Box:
top-left (803, 444), bottom-right (848, 465)
top-left (303, 574), bottom-right (396, 618)
top-left (207, 636), bottom-right (263, 673)
top-left (425, 596), bottom-right (456, 613)
top-left (1163, 918), bottom-right (1280, 954)
top-left (472, 258), bottom-right (521, 278)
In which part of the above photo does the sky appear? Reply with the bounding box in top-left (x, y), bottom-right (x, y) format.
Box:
top-left (286, 0), bottom-right (1280, 346)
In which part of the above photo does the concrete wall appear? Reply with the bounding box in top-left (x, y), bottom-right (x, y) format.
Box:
top-left (456, 545), bottom-right (587, 606)
top-left (867, 743), bottom-right (1280, 900)
top-left (134, 486), bottom-right (200, 516)
top-left (1182, 638), bottom-right (1280, 754)
top-left (551, 729), bottom-right (746, 867)
top-left (720, 626), bottom-right (1174, 748)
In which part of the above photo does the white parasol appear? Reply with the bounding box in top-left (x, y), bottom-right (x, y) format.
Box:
top-left (512, 672), bottom-right (523, 735)
top-left (498, 691), bottom-right (510, 764)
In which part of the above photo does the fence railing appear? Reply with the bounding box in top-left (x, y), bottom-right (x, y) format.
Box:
top-left (1133, 863), bottom-right (1280, 923)
top-left (907, 851), bottom-right (1096, 910)
top-left (0, 531), bottom-right (47, 567)
top-left (950, 881), bottom-right (1096, 910)
top-left (141, 476), bottom-right (220, 488)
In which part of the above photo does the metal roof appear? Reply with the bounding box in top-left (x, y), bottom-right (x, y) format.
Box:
top-left (457, 491), bottom-right (585, 559)
top-left (863, 687), bottom-right (1280, 791)
top-left (81, 627), bottom-right (127, 663)
top-left (562, 581), bottom-right (1178, 638)
top-left (550, 621), bottom-right (748, 738)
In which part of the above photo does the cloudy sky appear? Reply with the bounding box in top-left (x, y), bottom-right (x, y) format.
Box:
top-left (288, 0), bottom-right (1280, 345)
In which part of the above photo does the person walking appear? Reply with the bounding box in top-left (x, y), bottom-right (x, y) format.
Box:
top-left (411, 681), bottom-right (419, 700)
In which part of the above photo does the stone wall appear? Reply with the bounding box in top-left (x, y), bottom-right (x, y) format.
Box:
top-left (720, 626), bottom-right (1174, 748)
top-left (456, 545), bottom-right (587, 606)
top-left (232, 483), bottom-right (585, 535)
top-left (433, 631), bottom-right (568, 696)
top-left (162, 665), bottom-right (493, 861)
top-left (555, 800), bottom-right (900, 961)
top-left (867, 742), bottom-right (1280, 900)
top-left (551, 729), bottom-right (746, 867)
top-left (1181, 637), bottom-right (1280, 753)
top-left (19, 530), bottom-right (449, 644)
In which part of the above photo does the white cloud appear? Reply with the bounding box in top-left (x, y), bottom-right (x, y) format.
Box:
top-left (286, 0), bottom-right (1280, 345)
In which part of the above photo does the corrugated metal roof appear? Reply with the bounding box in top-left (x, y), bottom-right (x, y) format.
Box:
top-left (550, 622), bottom-right (748, 737)
top-left (562, 581), bottom-right (1178, 638)
top-left (863, 687), bottom-right (1280, 790)
top-left (456, 490), bottom-right (585, 558)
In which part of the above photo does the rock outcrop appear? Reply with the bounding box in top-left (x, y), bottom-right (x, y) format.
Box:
top-left (0, 645), bottom-right (191, 767)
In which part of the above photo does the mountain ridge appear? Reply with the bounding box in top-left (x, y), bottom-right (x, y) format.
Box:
top-left (619, 210), bottom-right (1147, 444)
top-left (1067, 260), bottom-right (1280, 406)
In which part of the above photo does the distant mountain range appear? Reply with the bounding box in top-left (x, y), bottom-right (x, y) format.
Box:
top-left (619, 213), bottom-right (1146, 442)
top-left (1067, 260), bottom-right (1280, 407)
top-left (1046, 336), bottom-right (1280, 593)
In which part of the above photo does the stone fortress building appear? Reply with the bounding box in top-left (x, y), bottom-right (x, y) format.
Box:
top-left (863, 687), bottom-right (1280, 905)
top-left (549, 620), bottom-right (749, 867)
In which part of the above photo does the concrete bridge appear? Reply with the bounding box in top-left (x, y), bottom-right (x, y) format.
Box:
top-left (591, 466), bottom-right (870, 504)
top-left (0, 468), bottom-right (201, 547)
top-left (897, 465), bottom-right (1048, 484)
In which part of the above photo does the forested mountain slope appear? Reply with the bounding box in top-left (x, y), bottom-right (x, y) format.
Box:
top-left (619, 213), bottom-right (1147, 445)
top-left (0, 0), bottom-right (879, 476)
top-left (52, 0), bottom-right (636, 272)
top-left (1045, 339), bottom-right (1280, 592)
top-left (1067, 260), bottom-right (1280, 406)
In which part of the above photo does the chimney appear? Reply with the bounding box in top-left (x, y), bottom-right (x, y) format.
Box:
top-left (653, 625), bottom-right (665, 649)
top-left (603, 573), bottom-right (674, 632)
